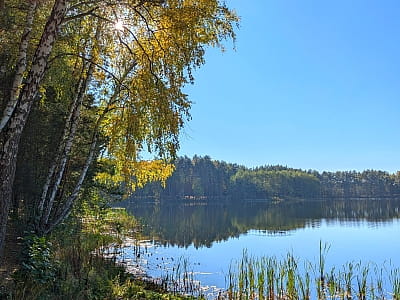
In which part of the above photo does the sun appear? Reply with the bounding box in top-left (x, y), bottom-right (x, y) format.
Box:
top-left (115, 20), bottom-right (124, 31)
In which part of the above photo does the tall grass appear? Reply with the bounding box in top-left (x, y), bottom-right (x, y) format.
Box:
top-left (227, 244), bottom-right (400, 300)
top-left (390, 268), bottom-right (400, 300)
top-left (4, 205), bottom-right (198, 300)
top-left (151, 255), bottom-right (203, 298)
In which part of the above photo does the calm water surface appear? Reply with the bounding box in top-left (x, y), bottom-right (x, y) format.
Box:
top-left (117, 199), bottom-right (400, 296)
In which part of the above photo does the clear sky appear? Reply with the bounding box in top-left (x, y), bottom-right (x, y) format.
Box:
top-left (178, 0), bottom-right (400, 173)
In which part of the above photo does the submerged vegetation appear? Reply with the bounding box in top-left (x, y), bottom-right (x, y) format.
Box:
top-left (227, 244), bottom-right (400, 300)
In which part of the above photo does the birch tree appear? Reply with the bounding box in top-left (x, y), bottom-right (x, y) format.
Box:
top-left (0, 0), bottom-right (69, 257)
top-left (0, 0), bottom-right (238, 255)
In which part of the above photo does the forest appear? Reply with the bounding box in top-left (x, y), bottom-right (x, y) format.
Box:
top-left (0, 0), bottom-right (238, 298)
top-left (131, 155), bottom-right (400, 201)
top-left (1, 0), bottom-right (399, 298)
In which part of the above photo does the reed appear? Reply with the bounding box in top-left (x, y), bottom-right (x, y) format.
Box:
top-left (297, 262), bottom-right (310, 300)
top-left (340, 261), bottom-right (354, 299)
top-left (390, 268), bottom-right (400, 300)
top-left (374, 264), bottom-right (385, 299)
top-left (267, 257), bottom-right (276, 299)
top-left (155, 255), bottom-right (203, 298)
top-left (285, 253), bottom-right (298, 299)
top-left (356, 263), bottom-right (369, 300)
top-left (227, 243), bottom-right (400, 300)
top-left (256, 259), bottom-right (265, 300)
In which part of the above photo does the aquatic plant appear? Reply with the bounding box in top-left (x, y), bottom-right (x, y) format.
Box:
top-left (152, 255), bottom-right (203, 298)
top-left (226, 243), bottom-right (400, 300)
top-left (390, 268), bottom-right (400, 300)
top-left (356, 263), bottom-right (369, 300)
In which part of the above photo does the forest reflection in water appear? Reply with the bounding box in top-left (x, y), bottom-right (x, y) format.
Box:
top-left (117, 198), bottom-right (400, 248)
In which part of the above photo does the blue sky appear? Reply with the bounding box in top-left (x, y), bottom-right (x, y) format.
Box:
top-left (178, 0), bottom-right (400, 173)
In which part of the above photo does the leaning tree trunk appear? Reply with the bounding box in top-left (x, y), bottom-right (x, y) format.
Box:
top-left (39, 94), bottom-right (113, 234)
top-left (36, 24), bottom-right (101, 234)
top-left (37, 59), bottom-right (95, 233)
top-left (0, 1), bottom-right (38, 132)
top-left (44, 127), bottom-right (100, 234)
top-left (0, 0), bottom-right (68, 258)
top-left (43, 80), bottom-right (124, 234)
top-left (38, 60), bottom-right (137, 234)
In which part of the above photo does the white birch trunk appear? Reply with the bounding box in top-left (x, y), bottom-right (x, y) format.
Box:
top-left (0, 1), bottom-right (37, 132)
top-left (42, 86), bottom-right (124, 233)
top-left (46, 130), bottom-right (99, 233)
top-left (0, 0), bottom-right (68, 257)
top-left (37, 74), bottom-right (85, 215)
top-left (41, 64), bottom-right (91, 226)
top-left (38, 26), bottom-right (101, 231)
top-left (39, 58), bottom-right (136, 234)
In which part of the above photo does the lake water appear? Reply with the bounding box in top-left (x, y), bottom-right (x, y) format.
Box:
top-left (116, 199), bottom-right (400, 298)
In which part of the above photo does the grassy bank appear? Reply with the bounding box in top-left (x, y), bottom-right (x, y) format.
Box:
top-left (0, 199), bottom-right (200, 300)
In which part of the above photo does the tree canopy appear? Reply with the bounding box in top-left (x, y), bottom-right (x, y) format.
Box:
top-left (130, 156), bottom-right (400, 202)
top-left (0, 0), bottom-right (238, 255)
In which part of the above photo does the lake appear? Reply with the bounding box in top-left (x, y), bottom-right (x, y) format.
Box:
top-left (116, 199), bottom-right (400, 298)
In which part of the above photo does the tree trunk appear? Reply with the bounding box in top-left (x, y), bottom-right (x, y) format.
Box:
top-left (37, 25), bottom-right (101, 233)
top-left (0, 0), bottom-right (68, 258)
top-left (0, 1), bottom-right (38, 132)
top-left (38, 60), bottom-right (94, 231)
top-left (45, 130), bottom-right (99, 233)
top-left (38, 60), bottom-right (136, 234)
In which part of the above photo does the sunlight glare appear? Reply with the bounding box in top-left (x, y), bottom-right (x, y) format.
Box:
top-left (115, 20), bottom-right (124, 31)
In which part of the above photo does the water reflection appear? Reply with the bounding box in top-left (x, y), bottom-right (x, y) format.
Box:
top-left (117, 198), bottom-right (400, 248)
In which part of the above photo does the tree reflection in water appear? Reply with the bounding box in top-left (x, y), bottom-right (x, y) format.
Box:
top-left (117, 198), bottom-right (400, 248)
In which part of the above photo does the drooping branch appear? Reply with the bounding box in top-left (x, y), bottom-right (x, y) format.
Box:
top-left (134, 6), bottom-right (165, 53)
top-left (123, 26), bottom-right (161, 83)
top-left (63, 6), bottom-right (99, 23)
top-left (48, 52), bottom-right (126, 87)
top-left (63, 10), bottom-right (110, 23)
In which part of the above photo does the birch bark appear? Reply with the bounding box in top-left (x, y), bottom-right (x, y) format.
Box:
top-left (39, 60), bottom-right (136, 234)
top-left (39, 59), bottom-right (95, 231)
top-left (45, 128), bottom-right (99, 233)
top-left (0, 0), bottom-right (68, 257)
top-left (36, 24), bottom-right (101, 233)
top-left (0, 1), bottom-right (38, 131)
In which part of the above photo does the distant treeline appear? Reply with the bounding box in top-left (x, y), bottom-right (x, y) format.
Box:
top-left (132, 156), bottom-right (400, 201)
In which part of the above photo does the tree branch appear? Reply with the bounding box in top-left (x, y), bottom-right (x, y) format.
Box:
top-left (63, 7), bottom-right (99, 23)
top-left (47, 52), bottom-right (125, 87)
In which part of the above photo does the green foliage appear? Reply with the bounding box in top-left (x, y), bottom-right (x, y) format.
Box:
top-left (4, 0), bottom-right (239, 239)
top-left (231, 167), bottom-right (321, 199)
top-left (16, 235), bottom-right (58, 285)
top-left (2, 1), bottom-right (239, 297)
top-left (132, 156), bottom-right (400, 202)
top-left (111, 277), bottom-right (201, 299)
top-left (3, 189), bottom-right (199, 300)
